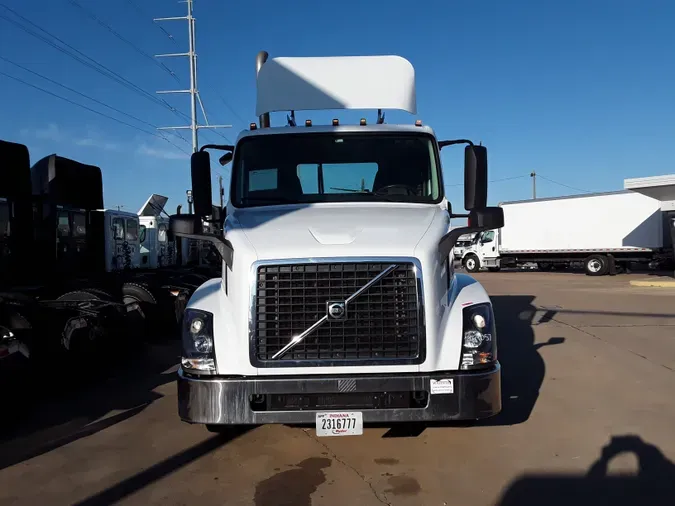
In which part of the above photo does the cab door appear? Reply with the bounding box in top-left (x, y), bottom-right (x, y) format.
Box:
top-left (477, 230), bottom-right (498, 262)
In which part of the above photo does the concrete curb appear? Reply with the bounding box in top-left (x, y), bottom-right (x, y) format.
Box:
top-left (629, 279), bottom-right (675, 288)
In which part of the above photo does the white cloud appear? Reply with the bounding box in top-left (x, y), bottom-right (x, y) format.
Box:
top-left (74, 137), bottom-right (120, 151)
top-left (136, 143), bottom-right (188, 160)
top-left (32, 123), bottom-right (64, 142)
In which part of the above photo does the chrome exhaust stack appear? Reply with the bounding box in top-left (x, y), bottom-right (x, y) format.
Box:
top-left (255, 51), bottom-right (271, 129)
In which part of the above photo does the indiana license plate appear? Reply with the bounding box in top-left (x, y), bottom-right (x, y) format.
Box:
top-left (315, 411), bottom-right (363, 437)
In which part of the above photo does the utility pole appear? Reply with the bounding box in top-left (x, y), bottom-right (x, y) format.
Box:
top-left (155, 0), bottom-right (231, 153)
top-left (530, 171), bottom-right (537, 199)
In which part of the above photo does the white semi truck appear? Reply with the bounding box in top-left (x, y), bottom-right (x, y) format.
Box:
top-left (461, 191), bottom-right (674, 275)
top-left (169, 51), bottom-right (504, 436)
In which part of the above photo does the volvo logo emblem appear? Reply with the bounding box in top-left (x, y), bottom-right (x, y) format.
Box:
top-left (326, 301), bottom-right (347, 321)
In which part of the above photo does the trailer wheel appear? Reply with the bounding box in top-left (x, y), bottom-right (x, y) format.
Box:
top-left (584, 255), bottom-right (609, 276)
top-left (464, 254), bottom-right (480, 273)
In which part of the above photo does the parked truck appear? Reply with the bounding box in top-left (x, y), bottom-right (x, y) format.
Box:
top-left (461, 191), bottom-right (674, 275)
top-left (1, 141), bottom-right (139, 365)
top-left (168, 51), bottom-right (505, 436)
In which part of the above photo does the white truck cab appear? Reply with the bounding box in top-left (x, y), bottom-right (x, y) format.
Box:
top-left (170, 52), bottom-right (505, 435)
top-left (461, 229), bottom-right (500, 272)
top-left (137, 194), bottom-right (176, 269)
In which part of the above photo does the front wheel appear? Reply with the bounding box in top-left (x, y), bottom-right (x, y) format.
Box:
top-left (464, 254), bottom-right (481, 273)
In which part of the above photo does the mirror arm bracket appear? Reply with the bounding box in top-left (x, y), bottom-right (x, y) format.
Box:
top-left (438, 139), bottom-right (474, 150)
top-left (439, 226), bottom-right (481, 260)
top-left (176, 233), bottom-right (234, 269)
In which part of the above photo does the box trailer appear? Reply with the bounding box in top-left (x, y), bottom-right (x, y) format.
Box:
top-left (461, 190), bottom-right (674, 275)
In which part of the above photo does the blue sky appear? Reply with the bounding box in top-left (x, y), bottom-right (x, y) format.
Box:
top-left (1, 0), bottom-right (674, 212)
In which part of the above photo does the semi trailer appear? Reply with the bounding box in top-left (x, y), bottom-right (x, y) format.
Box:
top-left (168, 51), bottom-right (505, 436)
top-left (461, 190), bottom-right (674, 275)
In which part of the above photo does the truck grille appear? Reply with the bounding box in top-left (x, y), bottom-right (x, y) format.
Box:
top-left (251, 261), bottom-right (424, 367)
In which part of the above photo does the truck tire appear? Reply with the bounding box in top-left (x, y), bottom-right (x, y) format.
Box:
top-left (584, 255), bottom-right (609, 276)
top-left (122, 282), bottom-right (157, 305)
top-left (463, 254), bottom-right (480, 273)
top-left (56, 290), bottom-right (103, 301)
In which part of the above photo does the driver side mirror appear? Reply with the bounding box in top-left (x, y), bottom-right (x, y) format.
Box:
top-left (464, 145), bottom-right (488, 210)
top-left (191, 152), bottom-right (213, 217)
top-left (469, 207), bottom-right (504, 230)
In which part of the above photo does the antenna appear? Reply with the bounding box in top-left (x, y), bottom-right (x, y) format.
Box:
top-left (154, 0), bottom-right (231, 152)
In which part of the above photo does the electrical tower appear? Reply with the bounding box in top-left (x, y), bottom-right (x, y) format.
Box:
top-left (154, 0), bottom-right (230, 152)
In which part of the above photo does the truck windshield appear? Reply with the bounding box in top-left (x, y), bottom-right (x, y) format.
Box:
top-left (231, 133), bottom-right (442, 207)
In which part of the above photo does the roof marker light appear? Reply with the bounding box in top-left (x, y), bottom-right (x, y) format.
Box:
top-left (249, 122), bottom-right (257, 130)
top-left (360, 118), bottom-right (367, 126)
top-left (415, 120), bottom-right (422, 126)
top-left (305, 119), bottom-right (312, 127)
top-left (332, 118), bottom-right (339, 126)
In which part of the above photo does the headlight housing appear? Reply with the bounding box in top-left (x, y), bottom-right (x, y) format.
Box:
top-left (181, 308), bottom-right (216, 374)
top-left (460, 302), bottom-right (497, 370)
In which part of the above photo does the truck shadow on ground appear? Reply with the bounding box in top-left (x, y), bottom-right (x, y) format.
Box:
top-left (382, 294), bottom-right (562, 437)
top-left (495, 434), bottom-right (675, 506)
top-left (0, 341), bottom-right (181, 471)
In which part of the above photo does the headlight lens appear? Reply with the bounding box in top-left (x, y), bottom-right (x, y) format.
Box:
top-left (461, 303), bottom-right (497, 370)
top-left (182, 309), bottom-right (216, 374)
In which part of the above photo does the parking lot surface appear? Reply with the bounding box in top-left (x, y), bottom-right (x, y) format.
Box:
top-left (1, 271), bottom-right (674, 506)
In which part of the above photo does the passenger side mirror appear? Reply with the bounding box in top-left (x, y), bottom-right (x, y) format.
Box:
top-left (191, 152), bottom-right (213, 217)
top-left (168, 213), bottom-right (234, 269)
top-left (464, 145), bottom-right (488, 210)
top-left (169, 214), bottom-right (203, 238)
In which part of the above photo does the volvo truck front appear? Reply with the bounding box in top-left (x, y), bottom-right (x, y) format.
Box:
top-left (170, 52), bottom-right (505, 436)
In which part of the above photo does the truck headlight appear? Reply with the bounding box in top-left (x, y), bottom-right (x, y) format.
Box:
top-left (460, 303), bottom-right (497, 370)
top-left (181, 309), bottom-right (216, 374)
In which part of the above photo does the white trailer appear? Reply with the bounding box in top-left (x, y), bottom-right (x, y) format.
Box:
top-left (462, 190), bottom-right (673, 275)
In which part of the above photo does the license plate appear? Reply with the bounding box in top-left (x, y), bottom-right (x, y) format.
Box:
top-left (315, 411), bottom-right (363, 437)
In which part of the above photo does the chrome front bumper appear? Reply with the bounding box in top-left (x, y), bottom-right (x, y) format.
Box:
top-left (177, 363), bottom-right (501, 425)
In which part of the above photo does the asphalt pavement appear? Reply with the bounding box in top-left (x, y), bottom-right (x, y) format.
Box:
top-left (1, 271), bottom-right (674, 506)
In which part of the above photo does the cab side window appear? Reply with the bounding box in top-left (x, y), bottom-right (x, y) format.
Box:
top-left (112, 218), bottom-right (125, 240)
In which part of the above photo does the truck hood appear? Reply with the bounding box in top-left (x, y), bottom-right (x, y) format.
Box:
top-left (232, 203), bottom-right (440, 260)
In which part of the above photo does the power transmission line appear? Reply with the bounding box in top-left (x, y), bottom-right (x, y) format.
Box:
top-left (66, 0), bottom-right (179, 82)
top-left (445, 174), bottom-right (529, 187)
top-left (0, 55), bottom-right (188, 146)
top-left (537, 174), bottom-right (592, 194)
top-left (0, 4), bottom-right (190, 122)
top-left (0, 70), bottom-right (189, 155)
